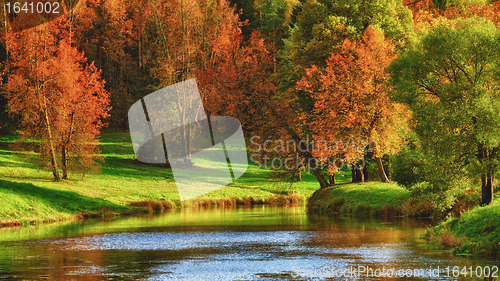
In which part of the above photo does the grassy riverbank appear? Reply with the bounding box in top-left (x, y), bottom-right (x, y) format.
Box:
top-left (307, 181), bottom-right (480, 219)
top-left (0, 131), bottom-right (349, 226)
top-left (307, 182), bottom-right (410, 217)
top-left (425, 200), bottom-right (500, 257)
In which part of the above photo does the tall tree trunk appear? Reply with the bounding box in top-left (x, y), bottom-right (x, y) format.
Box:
top-left (383, 155), bottom-right (391, 181)
top-left (481, 173), bottom-right (494, 206)
top-left (329, 174), bottom-right (335, 185)
top-left (44, 106), bottom-right (60, 181)
top-left (296, 169), bottom-right (302, 182)
top-left (176, 98), bottom-right (189, 163)
top-left (62, 144), bottom-right (68, 179)
top-left (351, 164), bottom-right (357, 183)
top-left (363, 163), bottom-right (369, 181)
top-left (358, 166), bottom-right (364, 182)
top-left (61, 112), bottom-right (75, 180)
top-left (375, 157), bottom-right (390, 183)
top-left (478, 143), bottom-right (493, 206)
top-left (352, 164), bottom-right (364, 183)
top-left (186, 120), bottom-right (191, 160)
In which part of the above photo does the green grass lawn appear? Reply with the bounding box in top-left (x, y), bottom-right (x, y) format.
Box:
top-left (0, 131), bottom-right (337, 225)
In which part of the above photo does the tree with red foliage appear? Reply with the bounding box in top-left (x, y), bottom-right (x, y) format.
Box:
top-left (4, 19), bottom-right (110, 181)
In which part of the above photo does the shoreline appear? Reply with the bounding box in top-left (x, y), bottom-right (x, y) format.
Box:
top-left (0, 193), bottom-right (307, 229)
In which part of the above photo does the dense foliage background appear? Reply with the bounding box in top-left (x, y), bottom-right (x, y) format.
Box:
top-left (1, 0), bottom-right (500, 206)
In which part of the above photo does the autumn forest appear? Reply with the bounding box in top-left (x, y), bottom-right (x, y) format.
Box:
top-left (1, 0), bottom-right (500, 216)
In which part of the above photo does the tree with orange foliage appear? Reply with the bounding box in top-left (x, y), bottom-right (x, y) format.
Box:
top-left (297, 28), bottom-right (410, 183)
top-left (72, 0), bottom-right (144, 129)
top-left (141, 0), bottom-right (244, 161)
top-left (4, 19), bottom-right (110, 181)
top-left (197, 31), bottom-right (276, 133)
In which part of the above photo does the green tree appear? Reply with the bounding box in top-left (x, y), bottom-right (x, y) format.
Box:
top-left (258, 0), bottom-right (289, 71)
top-left (283, 0), bottom-right (415, 77)
top-left (229, 0), bottom-right (260, 39)
top-left (390, 18), bottom-right (500, 206)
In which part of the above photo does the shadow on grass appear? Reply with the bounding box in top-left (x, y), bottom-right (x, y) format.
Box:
top-left (0, 179), bottom-right (128, 214)
top-left (0, 149), bottom-right (41, 170)
top-left (101, 156), bottom-right (174, 179)
top-left (1, 135), bottom-right (172, 180)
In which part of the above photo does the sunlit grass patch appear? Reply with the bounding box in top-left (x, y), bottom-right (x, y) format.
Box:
top-left (308, 181), bottom-right (409, 216)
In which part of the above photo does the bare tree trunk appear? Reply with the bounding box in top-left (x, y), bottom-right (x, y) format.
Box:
top-left (186, 119), bottom-right (191, 160)
top-left (61, 112), bottom-right (75, 180)
top-left (176, 98), bottom-right (189, 163)
top-left (375, 157), bottom-right (390, 183)
top-left (296, 169), bottom-right (302, 181)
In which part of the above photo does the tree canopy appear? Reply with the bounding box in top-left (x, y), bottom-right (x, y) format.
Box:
top-left (390, 18), bottom-right (500, 205)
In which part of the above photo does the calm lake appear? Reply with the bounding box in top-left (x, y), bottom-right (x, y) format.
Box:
top-left (0, 205), bottom-right (498, 280)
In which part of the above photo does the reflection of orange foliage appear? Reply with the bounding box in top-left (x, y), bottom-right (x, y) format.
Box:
top-left (311, 227), bottom-right (408, 248)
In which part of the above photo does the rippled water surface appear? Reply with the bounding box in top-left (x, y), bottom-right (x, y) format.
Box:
top-left (0, 205), bottom-right (498, 280)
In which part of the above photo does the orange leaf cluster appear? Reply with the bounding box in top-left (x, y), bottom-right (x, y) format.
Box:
top-left (297, 28), bottom-right (411, 161)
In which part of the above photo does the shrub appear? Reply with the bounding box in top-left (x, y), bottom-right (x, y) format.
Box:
top-left (129, 201), bottom-right (166, 213)
top-left (439, 231), bottom-right (466, 248)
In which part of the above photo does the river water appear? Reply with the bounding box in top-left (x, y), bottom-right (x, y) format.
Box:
top-left (0, 205), bottom-right (498, 280)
